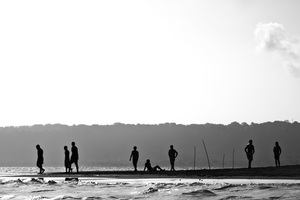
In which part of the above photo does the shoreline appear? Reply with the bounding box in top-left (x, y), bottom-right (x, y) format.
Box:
top-left (6, 165), bottom-right (300, 180)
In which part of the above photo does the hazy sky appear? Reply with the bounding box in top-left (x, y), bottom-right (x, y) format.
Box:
top-left (1, 0), bottom-right (300, 126)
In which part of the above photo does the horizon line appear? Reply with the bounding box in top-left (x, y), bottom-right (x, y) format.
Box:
top-left (0, 120), bottom-right (298, 128)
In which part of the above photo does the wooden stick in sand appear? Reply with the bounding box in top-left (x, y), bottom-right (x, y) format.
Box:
top-left (193, 146), bottom-right (196, 170)
top-left (202, 140), bottom-right (211, 169)
top-left (222, 153), bottom-right (225, 169)
top-left (232, 148), bottom-right (235, 169)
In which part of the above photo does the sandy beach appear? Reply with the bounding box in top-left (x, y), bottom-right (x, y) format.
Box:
top-left (9, 165), bottom-right (300, 180)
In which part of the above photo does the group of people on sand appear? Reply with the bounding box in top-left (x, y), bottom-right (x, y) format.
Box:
top-left (129, 145), bottom-right (178, 172)
top-left (36, 140), bottom-right (281, 174)
top-left (244, 140), bottom-right (282, 169)
top-left (36, 142), bottom-right (79, 174)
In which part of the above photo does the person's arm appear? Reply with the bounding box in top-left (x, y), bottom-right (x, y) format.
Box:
top-left (144, 164), bottom-right (146, 171)
top-left (244, 146), bottom-right (247, 153)
top-left (253, 147), bottom-right (255, 154)
top-left (279, 147), bottom-right (282, 155)
top-left (129, 152), bottom-right (132, 161)
top-left (175, 150), bottom-right (178, 158)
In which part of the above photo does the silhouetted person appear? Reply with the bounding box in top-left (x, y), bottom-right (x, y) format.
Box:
top-left (64, 146), bottom-right (70, 173)
top-left (168, 145), bottom-right (178, 171)
top-left (273, 142), bottom-right (282, 167)
top-left (36, 145), bottom-right (45, 174)
top-left (129, 146), bottom-right (139, 171)
top-left (69, 142), bottom-right (79, 173)
top-left (144, 159), bottom-right (165, 171)
top-left (244, 140), bottom-right (255, 169)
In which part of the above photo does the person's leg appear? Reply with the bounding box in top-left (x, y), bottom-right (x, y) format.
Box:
top-left (37, 163), bottom-right (44, 173)
top-left (133, 160), bottom-right (138, 171)
top-left (69, 161), bottom-right (73, 173)
top-left (75, 160), bottom-right (79, 173)
top-left (41, 165), bottom-right (45, 173)
top-left (172, 159), bottom-right (175, 171)
top-left (37, 163), bottom-right (40, 172)
top-left (37, 164), bottom-right (41, 173)
top-left (169, 159), bottom-right (173, 171)
top-left (248, 159), bottom-right (252, 169)
top-left (154, 165), bottom-right (164, 171)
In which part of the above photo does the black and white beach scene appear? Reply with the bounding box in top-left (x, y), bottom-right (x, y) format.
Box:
top-left (1, 0), bottom-right (300, 199)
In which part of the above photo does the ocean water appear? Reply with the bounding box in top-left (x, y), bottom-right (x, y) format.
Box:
top-left (1, 167), bottom-right (300, 199)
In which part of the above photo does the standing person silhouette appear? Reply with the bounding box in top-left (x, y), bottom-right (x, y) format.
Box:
top-left (36, 145), bottom-right (45, 174)
top-left (69, 142), bottom-right (79, 173)
top-left (129, 146), bottom-right (139, 171)
top-left (244, 140), bottom-right (255, 169)
top-left (273, 142), bottom-right (282, 167)
top-left (168, 145), bottom-right (178, 171)
top-left (64, 146), bottom-right (70, 173)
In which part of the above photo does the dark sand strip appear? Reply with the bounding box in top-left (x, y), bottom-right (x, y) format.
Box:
top-left (11, 165), bottom-right (300, 179)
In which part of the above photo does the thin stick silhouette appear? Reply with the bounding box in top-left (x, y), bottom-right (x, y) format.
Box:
top-left (202, 140), bottom-right (211, 169)
top-left (232, 148), bottom-right (235, 169)
top-left (194, 146), bottom-right (196, 170)
top-left (222, 153), bottom-right (225, 169)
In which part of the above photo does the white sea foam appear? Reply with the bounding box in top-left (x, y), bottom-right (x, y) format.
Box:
top-left (1, 177), bottom-right (300, 199)
top-left (1, 167), bottom-right (300, 199)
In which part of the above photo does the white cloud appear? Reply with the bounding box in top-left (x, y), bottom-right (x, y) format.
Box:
top-left (255, 22), bottom-right (300, 77)
top-left (283, 61), bottom-right (300, 78)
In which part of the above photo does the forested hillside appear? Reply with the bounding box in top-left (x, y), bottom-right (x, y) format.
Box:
top-left (0, 121), bottom-right (299, 169)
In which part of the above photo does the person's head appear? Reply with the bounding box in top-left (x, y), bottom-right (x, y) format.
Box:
top-left (72, 142), bottom-right (75, 146)
top-left (64, 146), bottom-right (68, 150)
top-left (146, 159), bottom-right (150, 163)
top-left (133, 146), bottom-right (137, 150)
top-left (36, 144), bottom-right (40, 149)
top-left (249, 140), bottom-right (253, 144)
top-left (275, 142), bottom-right (279, 146)
top-left (170, 145), bottom-right (173, 149)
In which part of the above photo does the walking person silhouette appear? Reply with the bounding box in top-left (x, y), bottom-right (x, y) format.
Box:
top-left (69, 142), bottom-right (79, 173)
top-left (244, 140), bottom-right (255, 169)
top-left (168, 145), bottom-right (178, 171)
top-left (129, 146), bottom-right (139, 171)
top-left (36, 145), bottom-right (45, 174)
top-left (64, 146), bottom-right (70, 173)
top-left (273, 142), bottom-right (282, 167)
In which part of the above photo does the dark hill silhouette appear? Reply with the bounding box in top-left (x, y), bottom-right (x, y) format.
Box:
top-left (0, 121), bottom-right (299, 168)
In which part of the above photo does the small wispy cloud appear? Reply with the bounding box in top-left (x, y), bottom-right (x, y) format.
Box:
top-left (255, 22), bottom-right (300, 77)
top-left (283, 61), bottom-right (300, 78)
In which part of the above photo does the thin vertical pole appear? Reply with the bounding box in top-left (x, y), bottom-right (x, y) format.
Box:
top-left (202, 140), bottom-right (211, 169)
top-left (222, 153), bottom-right (225, 169)
top-left (194, 146), bottom-right (196, 170)
top-left (232, 148), bottom-right (235, 169)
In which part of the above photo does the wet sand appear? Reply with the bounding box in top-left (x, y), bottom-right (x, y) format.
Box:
top-left (12, 165), bottom-right (300, 179)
